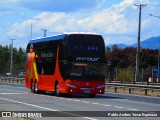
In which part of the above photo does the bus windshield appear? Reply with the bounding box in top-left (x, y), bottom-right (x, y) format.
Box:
top-left (67, 34), bottom-right (105, 63)
top-left (67, 63), bottom-right (105, 80)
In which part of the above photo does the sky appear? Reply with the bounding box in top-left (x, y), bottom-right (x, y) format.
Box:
top-left (0, 0), bottom-right (160, 49)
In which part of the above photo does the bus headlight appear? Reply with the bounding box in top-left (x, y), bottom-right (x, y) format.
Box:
top-left (97, 85), bottom-right (105, 89)
top-left (67, 84), bottom-right (77, 88)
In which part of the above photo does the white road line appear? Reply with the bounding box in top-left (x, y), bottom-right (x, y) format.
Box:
top-left (0, 88), bottom-right (27, 93)
top-left (127, 108), bottom-right (139, 111)
top-left (73, 99), bottom-right (80, 102)
top-left (101, 104), bottom-right (111, 107)
top-left (91, 103), bottom-right (99, 105)
top-left (0, 97), bottom-right (58, 111)
top-left (66, 98), bottom-right (72, 101)
top-left (84, 117), bottom-right (97, 120)
top-left (34, 93), bottom-right (139, 111)
top-left (82, 101), bottom-right (90, 104)
top-left (0, 87), bottom-right (139, 112)
top-left (0, 85), bottom-right (26, 89)
top-left (0, 93), bottom-right (27, 95)
top-left (113, 106), bottom-right (124, 109)
top-left (0, 97), bottom-right (96, 120)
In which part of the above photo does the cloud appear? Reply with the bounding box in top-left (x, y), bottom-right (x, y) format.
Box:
top-left (0, 8), bottom-right (13, 15)
top-left (18, 0), bottom-right (99, 12)
top-left (5, 0), bottom-right (160, 47)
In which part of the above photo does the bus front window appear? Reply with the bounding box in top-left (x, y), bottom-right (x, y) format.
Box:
top-left (67, 63), bottom-right (105, 80)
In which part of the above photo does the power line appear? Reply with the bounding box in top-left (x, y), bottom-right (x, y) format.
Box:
top-left (146, 4), bottom-right (160, 6)
top-left (91, 6), bottom-right (137, 31)
top-left (149, 14), bottom-right (160, 18)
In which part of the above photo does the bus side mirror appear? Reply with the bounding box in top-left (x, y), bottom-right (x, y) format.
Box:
top-left (65, 72), bottom-right (70, 80)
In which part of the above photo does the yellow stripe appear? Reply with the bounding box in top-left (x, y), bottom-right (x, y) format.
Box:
top-left (32, 62), bottom-right (38, 81)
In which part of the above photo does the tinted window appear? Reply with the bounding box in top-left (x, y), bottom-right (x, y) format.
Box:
top-left (27, 41), bottom-right (58, 75)
top-left (66, 34), bottom-right (105, 63)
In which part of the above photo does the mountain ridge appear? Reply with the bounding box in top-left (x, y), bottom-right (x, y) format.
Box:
top-left (106, 36), bottom-right (160, 49)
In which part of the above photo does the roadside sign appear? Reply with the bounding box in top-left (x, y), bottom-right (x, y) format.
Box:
top-left (153, 66), bottom-right (160, 78)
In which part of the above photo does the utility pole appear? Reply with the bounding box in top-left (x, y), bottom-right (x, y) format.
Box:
top-left (10, 39), bottom-right (16, 75)
top-left (41, 29), bottom-right (49, 37)
top-left (31, 24), bottom-right (33, 40)
top-left (134, 4), bottom-right (146, 83)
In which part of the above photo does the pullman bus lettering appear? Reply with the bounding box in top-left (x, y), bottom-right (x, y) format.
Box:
top-left (76, 57), bottom-right (99, 62)
top-left (41, 52), bottom-right (54, 58)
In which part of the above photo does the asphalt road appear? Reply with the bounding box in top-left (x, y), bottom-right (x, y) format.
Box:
top-left (0, 82), bottom-right (160, 120)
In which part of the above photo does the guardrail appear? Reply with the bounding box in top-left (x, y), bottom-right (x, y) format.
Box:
top-left (0, 77), bottom-right (25, 84)
top-left (106, 83), bottom-right (160, 96)
top-left (0, 77), bottom-right (160, 96)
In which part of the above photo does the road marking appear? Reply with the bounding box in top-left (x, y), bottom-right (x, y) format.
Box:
top-left (101, 104), bottom-right (111, 107)
top-left (0, 88), bottom-right (24, 93)
top-left (113, 106), bottom-right (124, 109)
top-left (82, 101), bottom-right (90, 104)
top-left (91, 103), bottom-right (99, 105)
top-left (73, 99), bottom-right (80, 102)
top-left (66, 98), bottom-right (72, 101)
top-left (0, 97), bottom-right (58, 111)
top-left (0, 97), bottom-right (96, 120)
top-left (127, 108), bottom-right (138, 111)
top-left (34, 93), bottom-right (140, 111)
top-left (0, 85), bottom-right (140, 112)
top-left (0, 93), bottom-right (27, 95)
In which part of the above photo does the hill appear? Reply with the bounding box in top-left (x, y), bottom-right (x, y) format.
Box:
top-left (130, 36), bottom-right (160, 49)
top-left (106, 36), bottom-right (160, 49)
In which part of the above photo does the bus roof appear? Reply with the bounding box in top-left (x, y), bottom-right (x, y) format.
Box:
top-left (28, 32), bottom-right (100, 44)
top-left (29, 34), bottom-right (67, 44)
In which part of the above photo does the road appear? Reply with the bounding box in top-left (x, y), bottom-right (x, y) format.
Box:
top-left (0, 82), bottom-right (160, 120)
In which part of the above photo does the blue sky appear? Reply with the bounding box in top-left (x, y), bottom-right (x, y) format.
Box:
top-left (0, 0), bottom-right (160, 48)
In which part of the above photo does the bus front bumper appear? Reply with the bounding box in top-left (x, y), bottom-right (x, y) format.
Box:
top-left (66, 84), bottom-right (105, 94)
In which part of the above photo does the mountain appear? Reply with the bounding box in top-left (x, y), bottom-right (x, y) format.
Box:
top-left (106, 36), bottom-right (160, 49)
top-left (107, 44), bottom-right (127, 49)
top-left (130, 36), bottom-right (160, 49)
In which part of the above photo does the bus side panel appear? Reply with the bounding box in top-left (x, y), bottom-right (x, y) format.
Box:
top-left (38, 75), bottom-right (55, 91)
top-left (52, 45), bottom-right (66, 93)
top-left (34, 40), bottom-right (64, 92)
top-left (57, 40), bottom-right (67, 93)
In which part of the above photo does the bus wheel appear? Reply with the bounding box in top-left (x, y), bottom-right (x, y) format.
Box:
top-left (34, 82), bottom-right (39, 94)
top-left (31, 81), bottom-right (34, 93)
top-left (55, 83), bottom-right (60, 96)
top-left (89, 94), bottom-right (96, 98)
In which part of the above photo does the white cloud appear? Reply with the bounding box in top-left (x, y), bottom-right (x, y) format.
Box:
top-left (5, 0), bottom-right (18, 2)
top-left (6, 0), bottom-right (160, 47)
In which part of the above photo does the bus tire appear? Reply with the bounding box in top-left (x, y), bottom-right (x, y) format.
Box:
top-left (31, 81), bottom-right (34, 93)
top-left (89, 94), bottom-right (96, 98)
top-left (55, 83), bottom-right (61, 96)
top-left (34, 81), bottom-right (39, 94)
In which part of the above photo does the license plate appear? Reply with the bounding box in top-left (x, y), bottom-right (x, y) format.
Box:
top-left (84, 90), bottom-right (90, 94)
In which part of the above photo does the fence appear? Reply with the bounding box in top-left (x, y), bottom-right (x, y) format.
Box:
top-left (105, 66), bottom-right (160, 85)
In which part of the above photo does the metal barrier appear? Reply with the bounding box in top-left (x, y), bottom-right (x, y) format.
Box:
top-left (106, 83), bottom-right (160, 96)
top-left (0, 77), bottom-right (160, 96)
top-left (0, 77), bottom-right (24, 84)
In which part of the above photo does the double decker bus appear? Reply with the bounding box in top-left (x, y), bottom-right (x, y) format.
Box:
top-left (26, 32), bottom-right (105, 97)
